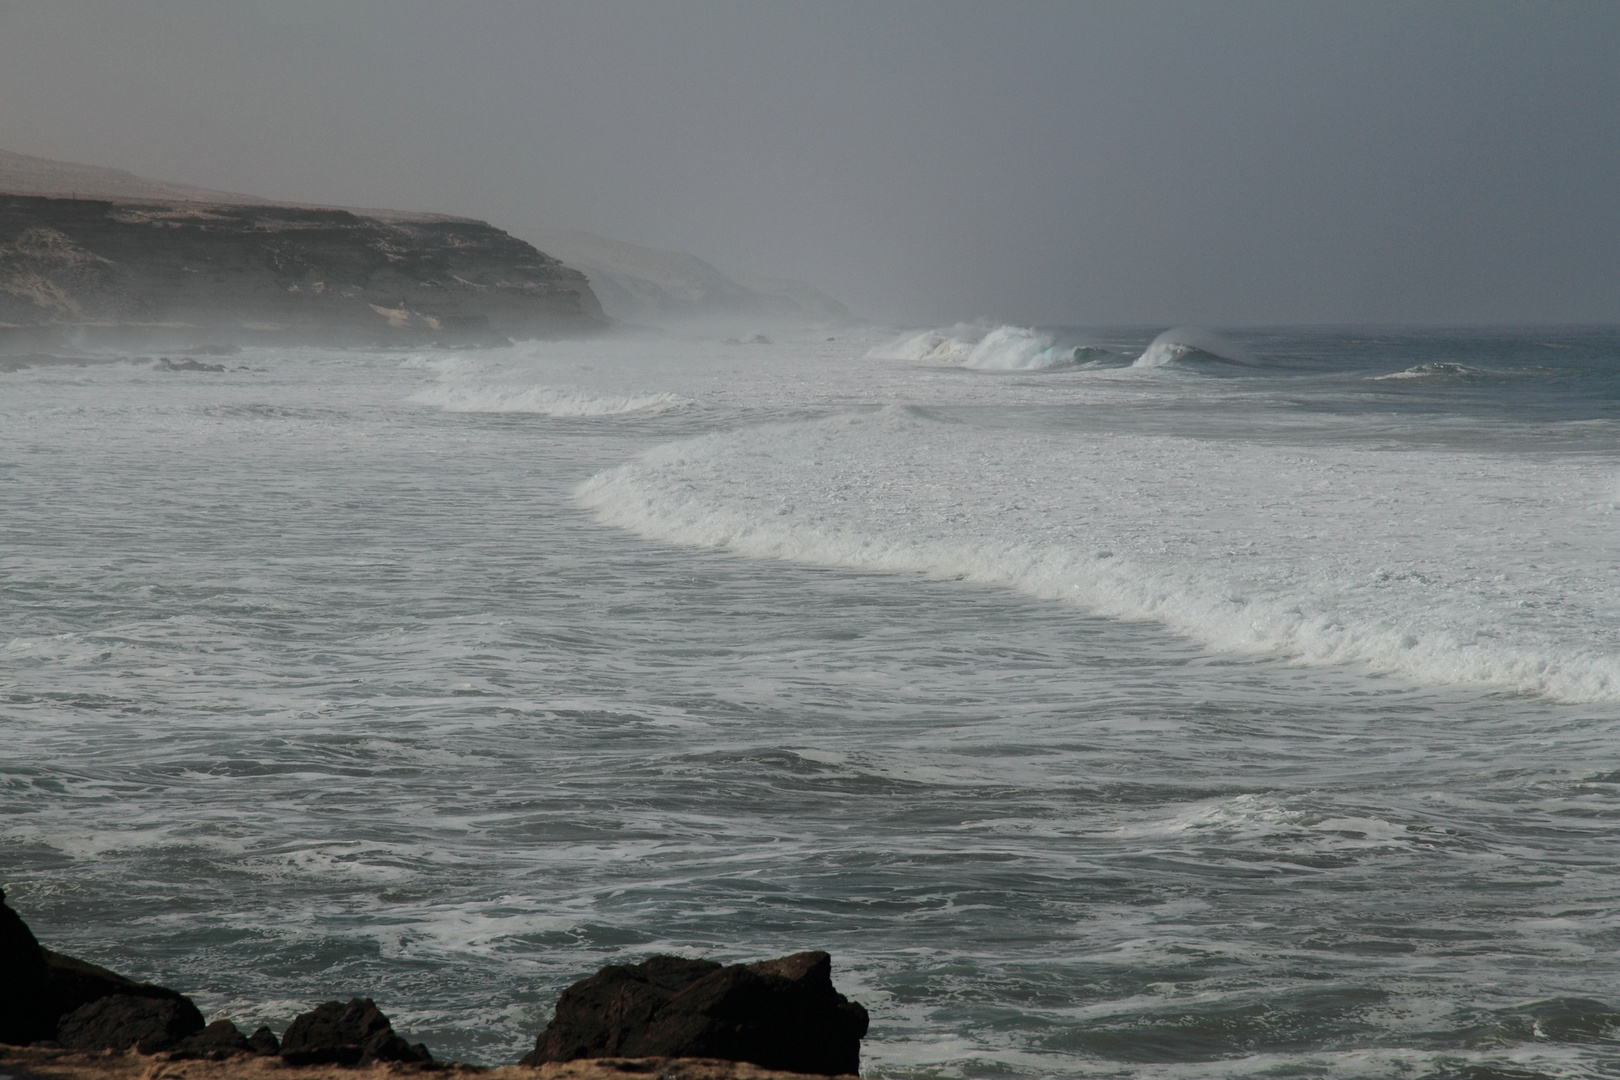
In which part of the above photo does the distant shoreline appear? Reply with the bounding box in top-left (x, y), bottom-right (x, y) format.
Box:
top-left (0, 193), bottom-right (607, 348)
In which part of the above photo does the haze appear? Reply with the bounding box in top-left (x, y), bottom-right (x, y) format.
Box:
top-left (1, 0), bottom-right (1615, 326)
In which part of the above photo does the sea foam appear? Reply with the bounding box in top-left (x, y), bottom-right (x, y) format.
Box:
top-left (579, 406), bottom-right (1620, 702)
top-left (409, 383), bottom-right (691, 416)
top-left (870, 323), bottom-right (1096, 370)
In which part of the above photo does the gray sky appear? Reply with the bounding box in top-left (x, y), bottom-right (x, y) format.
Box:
top-left (1, 1), bottom-right (1616, 326)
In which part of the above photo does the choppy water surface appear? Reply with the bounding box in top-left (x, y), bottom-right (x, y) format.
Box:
top-left (4, 327), bottom-right (1620, 1078)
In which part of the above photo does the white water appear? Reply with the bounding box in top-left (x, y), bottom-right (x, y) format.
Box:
top-left (580, 404), bottom-right (1620, 702)
top-left (1132, 326), bottom-right (1254, 368)
top-left (870, 322), bottom-right (1087, 370)
top-left (6, 327), bottom-right (1620, 1077)
top-left (407, 357), bottom-right (692, 415)
top-left (411, 383), bottom-right (691, 415)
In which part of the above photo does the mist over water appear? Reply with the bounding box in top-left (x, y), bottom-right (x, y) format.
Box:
top-left (5, 327), bottom-right (1620, 1077)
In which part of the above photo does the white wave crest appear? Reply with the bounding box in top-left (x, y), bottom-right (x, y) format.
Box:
top-left (1133, 327), bottom-right (1253, 368)
top-left (870, 323), bottom-right (1088, 370)
top-left (577, 407), bottom-right (1620, 703)
top-left (867, 323), bottom-right (986, 363)
top-left (1373, 362), bottom-right (1484, 381)
top-left (963, 325), bottom-right (1064, 370)
top-left (410, 383), bottom-right (692, 417)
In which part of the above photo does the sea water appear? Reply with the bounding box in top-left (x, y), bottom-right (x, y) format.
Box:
top-left (3, 326), bottom-right (1619, 1077)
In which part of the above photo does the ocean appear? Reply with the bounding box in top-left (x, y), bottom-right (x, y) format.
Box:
top-left (4, 324), bottom-right (1619, 1077)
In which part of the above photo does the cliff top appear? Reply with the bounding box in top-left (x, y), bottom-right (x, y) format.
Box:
top-left (0, 148), bottom-right (279, 207)
top-left (0, 149), bottom-right (466, 226)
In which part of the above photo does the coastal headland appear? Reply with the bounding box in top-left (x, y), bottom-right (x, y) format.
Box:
top-left (0, 148), bottom-right (858, 343)
top-left (0, 194), bottom-right (607, 350)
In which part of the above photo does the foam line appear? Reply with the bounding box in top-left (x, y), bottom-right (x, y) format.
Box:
top-left (410, 383), bottom-right (691, 416)
top-left (578, 407), bottom-right (1620, 702)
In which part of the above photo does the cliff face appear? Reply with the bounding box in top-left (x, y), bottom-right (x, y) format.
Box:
top-left (0, 195), bottom-right (606, 346)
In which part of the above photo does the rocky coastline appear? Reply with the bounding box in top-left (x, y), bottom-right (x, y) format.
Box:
top-left (0, 195), bottom-right (608, 350)
top-left (1, 891), bottom-right (867, 1080)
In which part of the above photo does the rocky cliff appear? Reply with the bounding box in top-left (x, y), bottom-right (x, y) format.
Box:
top-left (0, 148), bottom-right (854, 341)
top-left (0, 194), bottom-right (606, 347)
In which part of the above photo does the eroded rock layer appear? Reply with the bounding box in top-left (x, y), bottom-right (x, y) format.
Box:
top-left (0, 196), bottom-right (606, 346)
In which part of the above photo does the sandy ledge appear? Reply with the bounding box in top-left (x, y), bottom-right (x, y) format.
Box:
top-left (0, 1048), bottom-right (847, 1080)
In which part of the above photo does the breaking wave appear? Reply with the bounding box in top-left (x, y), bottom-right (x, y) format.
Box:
top-left (869, 323), bottom-right (1104, 371)
top-left (1369, 361), bottom-right (1556, 383)
top-left (578, 406), bottom-right (1620, 703)
top-left (1133, 327), bottom-right (1255, 368)
top-left (1374, 362), bottom-right (1480, 381)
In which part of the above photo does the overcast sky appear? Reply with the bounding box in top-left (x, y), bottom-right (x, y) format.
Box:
top-left (1, 1), bottom-right (1616, 326)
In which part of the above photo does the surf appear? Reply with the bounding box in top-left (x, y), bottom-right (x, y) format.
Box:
top-left (869, 323), bottom-right (1109, 370)
top-left (409, 382), bottom-right (691, 416)
top-left (577, 405), bottom-right (1620, 703)
top-left (404, 354), bottom-right (693, 416)
top-left (1132, 327), bottom-right (1256, 368)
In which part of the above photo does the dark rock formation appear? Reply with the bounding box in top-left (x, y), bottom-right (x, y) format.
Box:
top-left (279, 998), bottom-right (431, 1066)
top-left (522, 951), bottom-right (868, 1076)
top-left (170, 1019), bottom-right (256, 1059)
top-left (56, 995), bottom-right (206, 1053)
top-left (0, 888), bottom-right (51, 1045)
top-left (245, 1025), bottom-right (280, 1056)
top-left (0, 194), bottom-right (607, 349)
top-left (38, 951), bottom-right (199, 1038)
top-left (0, 888), bottom-right (202, 1047)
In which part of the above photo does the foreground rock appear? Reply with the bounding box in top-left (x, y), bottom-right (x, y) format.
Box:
top-left (523, 952), bottom-right (867, 1077)
top-left (0, 886), bottom-right (50, 1045)
top-left (173, 1019), bottom-right (262, 1059)
top-left (57, 995), bottom-right (206, 1053)
top-left (1, 892), bottom-right (281, 1061)
top-left (0, 194), bottom-right (606, 349)
top-left (1, 888), bottom-right (203, 1047)
top-left (5, 888), bottom-right (857, 1075)
top-left (280, 999), bottom-right (431, 1066)
top-left (1, 894), bottom-right (429, 1066)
